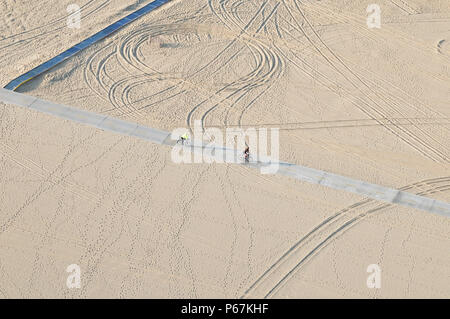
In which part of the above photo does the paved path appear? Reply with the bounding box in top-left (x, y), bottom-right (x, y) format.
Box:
top-left (1, 88), bottom-right (449, 218)
top-left (4, 0), bottom-right (171, 90)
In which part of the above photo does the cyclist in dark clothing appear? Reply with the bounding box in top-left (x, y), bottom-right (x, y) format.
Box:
top-left (244, 146), bottom-right (250, 162)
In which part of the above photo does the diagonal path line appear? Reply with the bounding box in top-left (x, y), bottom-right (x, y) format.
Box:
top-left (3, 0), bottom-right (172, 91)
top-left (1, 88), bottom-right (449, 218)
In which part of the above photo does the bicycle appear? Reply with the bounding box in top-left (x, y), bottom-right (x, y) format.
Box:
top-left (176, 137), bottom-right (190, 146)
top-left (239, 152), bottom-right (252, 164)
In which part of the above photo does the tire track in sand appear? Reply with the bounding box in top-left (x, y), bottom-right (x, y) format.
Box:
top-left (241, 176), bottom-right (450, 298)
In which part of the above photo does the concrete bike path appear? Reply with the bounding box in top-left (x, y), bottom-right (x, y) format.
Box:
top-left (1, 88), bottom-right (449, 218)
